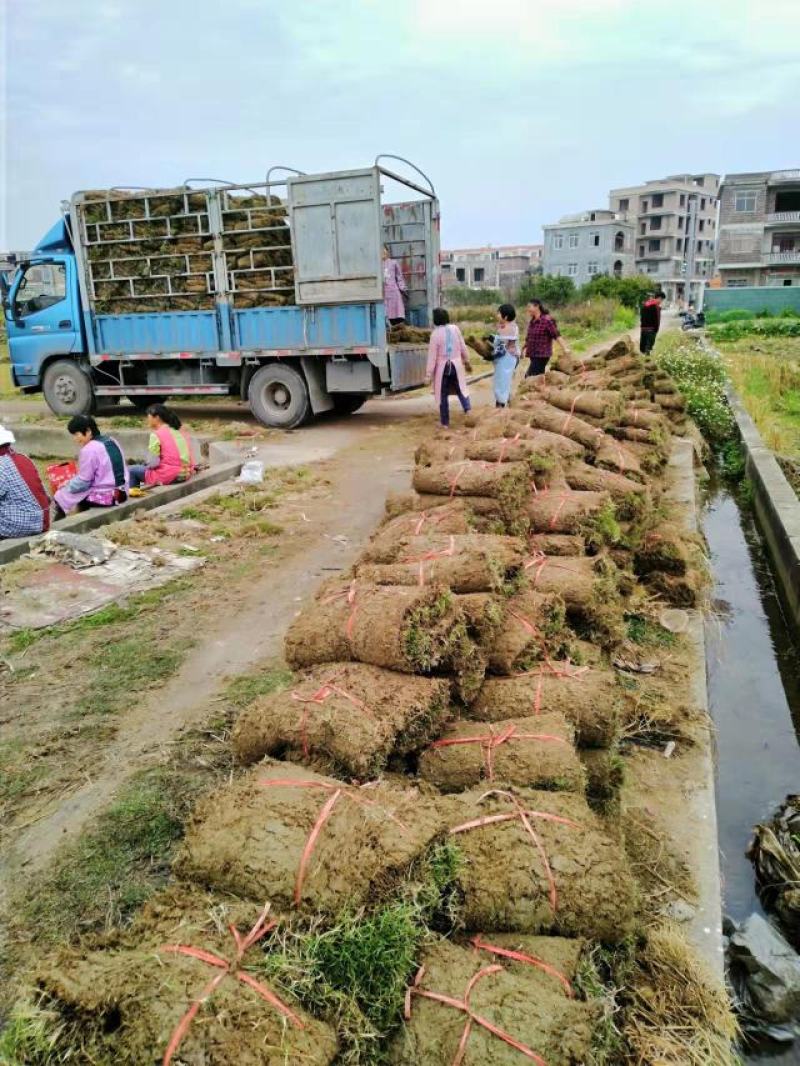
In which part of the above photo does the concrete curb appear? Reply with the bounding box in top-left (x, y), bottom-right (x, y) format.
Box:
top-left (0, 460), bottom-right (242, 567)
top-left (4, 422), bottom-right (211, 463)
top-left (726, 386), bottom-right (800, 630)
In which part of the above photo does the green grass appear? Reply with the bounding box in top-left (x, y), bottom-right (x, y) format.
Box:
top-left (653, 333), bottom-right (736, 448)
top-left (73, 636), bottom-right (188, 717)
top-left (717, 337), bottom-right (800, 456)
top-left (0, 1002), bottom-right (64, 1066)
top-left (625, 614), bottom-right (678, 648)
top-left (16, 767), bottom-right (193, 944)
top-left (0, 739), bottom-right (46, 818)
top-left (223, 664), bottom-right (293, 708)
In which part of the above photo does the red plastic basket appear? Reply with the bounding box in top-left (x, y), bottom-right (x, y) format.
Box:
top-left (46, 461), bottom-right (78, 495)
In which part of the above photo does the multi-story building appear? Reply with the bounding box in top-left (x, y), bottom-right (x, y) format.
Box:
top-left (441, 244), bottom-right (543, 291)
top-left (541, 210), bottom-right (634, 287)
top-left (608, 173), bottom-right (720, 305)
top-left (716, 170), bottom-right (800, 288)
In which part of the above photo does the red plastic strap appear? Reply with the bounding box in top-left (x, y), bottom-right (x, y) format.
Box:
top-left (403, 534), bottom-right (456, 586)
top-left (514, 660), bottom-right (588, 716)
top-left (404, 963), bottom-right (548, 1065)
top-left (259, 777), bottom-right (407, 905)
top-left (496, 432), bottom-right (521, 465)
top-left (320, 580), bottom-right (359, 639)
top-left (290, 673), bottom-right (374, 757)
top-left (159, 904), bottom-right (303, 1064)
top-left (430, 723), bottom-right (568, 782)
top-left (559, 393), bottom-right (584, 435)
top-left (470, 936), bottom-right (574, 997)
top-left (449, 789), bottom-right (580, 914)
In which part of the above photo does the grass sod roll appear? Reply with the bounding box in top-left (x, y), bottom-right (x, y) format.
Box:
top-left (412, 458), bottom-right (530, 510)
top-left (33, 887), bottom-right (339, 1065)
top-left (469, 665), bottom-right (622, 749)
top-left (361, 505), bottom-right (473, 564)
top-left (533, 386), bottom-right (626, 422)
top-left (526, 489), bottom-right (611, 534)
top-left (633, 524), bottom-right (694, 577)
top-left (464, 431), bottom-right (584, 463)
top-left (440, 786), bottom-right (637, 940)
top-left (514, 400), bottom-right (607, 451)
top-left (414, 438), bottom-right (468, 467)
top-left (174, 761), bottom-right (446, 914)
top-left (284, 581), bottom-right (467, 674)
top-left (390, 938), bottom-right (600, 1066)
top-left (484, 589), bottom-right (567, 674)
top-left (355, 533), bottom-right (526, 593)
top-left (454, 592), bottom-right (506, 648)
top-left (528, 533), bottom-right (586, 556)
top-left (417, 712), bottom-right (585, 794)
top-left (563, 462), bottom-right (648, 498)
top-left (232, 663), bottom-right (451, 779)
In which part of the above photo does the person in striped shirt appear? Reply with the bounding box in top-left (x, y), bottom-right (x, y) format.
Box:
top-left (0, 425), bottom-right (50, 538)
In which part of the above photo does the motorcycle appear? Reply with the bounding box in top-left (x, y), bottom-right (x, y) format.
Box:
top-left (679, 309), bottom-right (705, 331)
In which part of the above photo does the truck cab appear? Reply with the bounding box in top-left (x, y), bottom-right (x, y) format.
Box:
top-left (3, 158), bottom-right (441, 428)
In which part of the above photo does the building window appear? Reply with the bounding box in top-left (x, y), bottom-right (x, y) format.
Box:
top-left (587, 261), bottom-right (599, 275)
top-left (651, 193), bottom-right (664, 208)
top-left (676, 238), bottom-right (682, 252)
top-left (641, 199), bottom-right (648, 212)
top-left (552, 235), bottom-right (564, 250)
top-left (614, 231), bottom-right (625, 252)
top-left (567, 263), bottom-right (578, 276)
top-left (441, 263), bottom-right (451, 272)
top-left (648, 239), bottom-right (661, 252)
top-left (649, 216), bottom-right (662, 230)
top-left (698, 219), bottom-right (705, 232)
top-left (679, 194), bottom-right (686, 207)
top-left (590, 231), bottom-right (600, 247)
top-left (568, 234), bottom-right (579, 248)
top-left (455, 267), bottom-right (466, 282)
top-left (701, 198), bottom-right (706, 210)
top-left (735, 190), bottom-right (757, 212)
top-left (613, 260), bottom-right (623, 277)
top-left (473, 267), bottom-right (484, 283)
top-left (696, 240), bottom-right (702, 254)
top-left (639, 223), bottom-right (646, 235)
top-left (726, 279), bottom-right (748, 288)
top-left (639, 244), bottom-right (645, 257)
top-left (619, 198), bottom-right (629, 211)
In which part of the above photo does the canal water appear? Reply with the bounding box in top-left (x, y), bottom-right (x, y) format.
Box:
top-left (703, 480), bottom-right (800, 1064)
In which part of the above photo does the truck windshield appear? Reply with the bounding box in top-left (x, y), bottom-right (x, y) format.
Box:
top-left (14, 262), bottom-right (66, 317)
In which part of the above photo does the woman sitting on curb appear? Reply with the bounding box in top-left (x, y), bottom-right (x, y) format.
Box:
top-left (0, 424), bottom-right (51, 539)
top-left (128, 404), bottom-right (197, 489)
top-left (53, 416), bottom-right (129, 519)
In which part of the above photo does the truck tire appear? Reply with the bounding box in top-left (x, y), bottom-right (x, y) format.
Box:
top-left (42, 360), bottom-right (95, 417)
top-left (248, 363), bottom-right (310, 429)
top-left (332, 393), bottom-right (368, 415)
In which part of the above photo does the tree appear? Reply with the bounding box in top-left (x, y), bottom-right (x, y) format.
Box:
top-left (516, 274), bottom-right (576, 308)
top-left (580, 273), bottom-right (654, 309)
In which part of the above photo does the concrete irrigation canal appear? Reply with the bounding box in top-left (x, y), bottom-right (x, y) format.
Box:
top-left (2, 331), bottom-right (800, 1064)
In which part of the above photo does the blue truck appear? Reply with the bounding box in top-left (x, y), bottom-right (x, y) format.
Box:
top-left (2, 158), bottom-right (440, 428)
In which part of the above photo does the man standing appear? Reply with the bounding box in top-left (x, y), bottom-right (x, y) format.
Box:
top-left (0, 425), bottom-right (50, 539)
top-left (639, 290), bottom-right (665, 354)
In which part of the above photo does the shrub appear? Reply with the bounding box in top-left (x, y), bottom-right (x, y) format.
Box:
top-left (516, 273), bottom-right (576, 308)
top-left (654, 335), bottom-right (736, 448)
top-left (443, 286), bottom-right (502, 306)
top-left (579, 273), bottom-right (655, 310)
top-left (708, 318), bottom-right (800, 342)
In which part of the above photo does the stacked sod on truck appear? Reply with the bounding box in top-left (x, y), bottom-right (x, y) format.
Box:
top-left (23, 335), bottom-right (735, 1066)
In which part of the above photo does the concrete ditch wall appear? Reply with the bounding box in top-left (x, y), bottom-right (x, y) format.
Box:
top-left (727, 388), bottom-right (800, 630)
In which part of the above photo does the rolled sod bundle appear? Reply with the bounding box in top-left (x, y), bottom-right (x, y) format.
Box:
top-left (36, 887), bottom-right (338, 1066)
top-left (533, 386), bottom-right (625, 422)
top-left (485, 589), bottom-right (567, 674)
top-left (564, 462), bottom-right (648, 498)
top-left (594, 435), bottom-right (645, 480)
top-left (389, 324), bottom-right (433, 344)
top-left (415, 438), bottom-right (467, 467)
top-left (526, 489), bottom-right (611, 533)
top-left (518, 400), bottom-right (606, 451)
top-left (610, 424), bottom-right (663, 445)
top-left (469, 665), bottom-right (622, 748)
top-left (412, 459), bottom-right (529, 504)
top-left (465, 430), bottom-right (584, 463)
top-left (392, 938), bottom-right (600, 1066)
top-left (522, 554), bottom-right (613, 610)
top-left (580, 747), bottom-right (625, 812)
top-left (529, 532), bottom-right (586, 556)
top-left (621, 405), bottom-right (668, 431)
top-left (355, 533), bottom-right (526, 593)
top-left (418, 712), bottom-right (584, 793)
top-left (361, 505), bottom-right (472, 564)
top-left (284, 580), bottom-right (469, 675)
top-left (176, 761), bottom-right (445, 914)
top-left (655, 392), bottom-right (687, 411)
top-left (456, 592), bottom-right (506, 647)
top-left (232, 663), bottom-right (451, 778)
top-left (441, 786), bottom-right (637, 940)
top-left (633, 525), bottom-right (691, 576)
top-left (643, 568), bottom-right (704, 607)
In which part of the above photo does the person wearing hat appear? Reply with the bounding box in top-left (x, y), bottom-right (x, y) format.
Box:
top-left (0, 425), bottom-right (51, 539)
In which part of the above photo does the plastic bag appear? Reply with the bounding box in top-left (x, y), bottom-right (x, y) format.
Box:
top-left (748, 796), bottom-right (800, 949)
top-left (726, 913), bottom-right (800, 1044)
top-left (237, 460), bottom-right (264, 484)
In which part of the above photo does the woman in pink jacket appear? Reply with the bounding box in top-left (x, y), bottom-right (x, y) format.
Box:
top-left (425, 308), bottom-right (473, 428)
top-left (382, 246), bottom-right (408, 324)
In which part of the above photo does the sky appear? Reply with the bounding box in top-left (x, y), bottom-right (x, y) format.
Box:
top-left (3, 0), bottom-right (800, 251)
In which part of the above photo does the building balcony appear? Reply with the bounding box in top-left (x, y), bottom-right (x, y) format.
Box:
top-left (766, 251), bottom-right (800, 264)
top-left (765, 211), bottom-right (800, 225)
top-left (769, 170), bottom-right (800, 185)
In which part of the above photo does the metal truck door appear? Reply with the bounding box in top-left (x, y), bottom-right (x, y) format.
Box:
top-left (288, 168), bottom-right (382, 304)
top-left (381, 197), bottom-right (441, 326)
top-left (6, 259), bottom-right (79, 385)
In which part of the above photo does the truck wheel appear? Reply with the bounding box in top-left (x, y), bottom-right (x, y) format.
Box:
top-left (248, 363), bottom-right (310, 429)
top-left (332, 393), bottom-right (368, 415)
top-left (42, 360), bottom-right (95, 416)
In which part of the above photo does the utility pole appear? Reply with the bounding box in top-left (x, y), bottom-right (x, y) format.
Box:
top-left (684, 193), bottom-right (699, 309)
